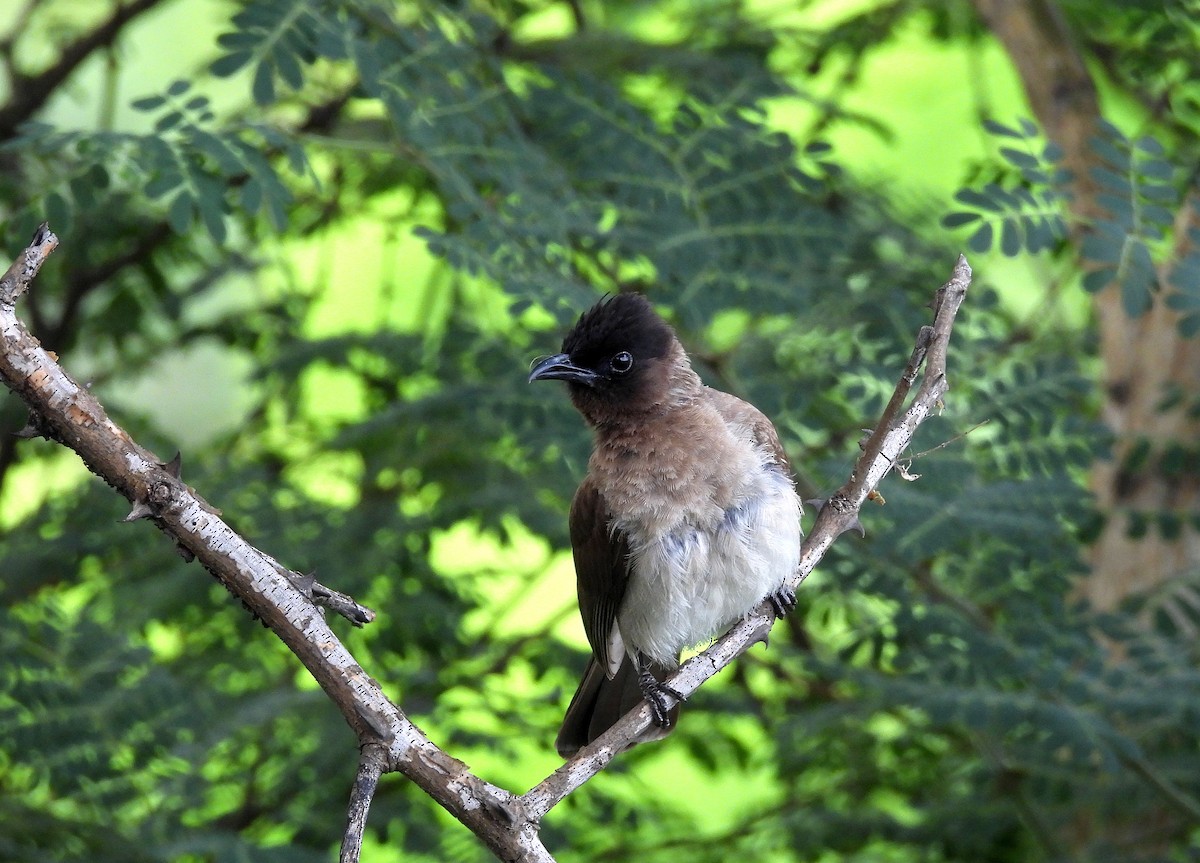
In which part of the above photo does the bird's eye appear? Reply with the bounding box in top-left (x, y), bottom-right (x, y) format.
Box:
top-left (610, 351), bottom-right (634, 374)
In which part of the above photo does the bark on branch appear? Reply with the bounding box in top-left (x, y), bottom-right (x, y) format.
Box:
top-left (0, 226), bottom-right (970, 861)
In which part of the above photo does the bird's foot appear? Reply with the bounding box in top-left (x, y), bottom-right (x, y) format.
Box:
top-left (767, 585), bottom-right (797, 618)
top-left (637, 666), bottom-right (685, 728)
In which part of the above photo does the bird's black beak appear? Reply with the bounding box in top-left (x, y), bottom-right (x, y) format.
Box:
top-left (528, 353), bottom-right (600, 386)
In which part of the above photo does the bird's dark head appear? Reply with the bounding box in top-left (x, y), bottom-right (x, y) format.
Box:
top-left (529, 293), bottom-right (683, 425)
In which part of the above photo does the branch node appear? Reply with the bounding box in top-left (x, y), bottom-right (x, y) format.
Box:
top-left (482, 786), bottom-right (523, 827)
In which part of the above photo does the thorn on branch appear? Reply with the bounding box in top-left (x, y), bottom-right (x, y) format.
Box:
top-left (123, 500), bottom-right (154, 522)
top-left (841, 515), bottom-right (867, 538)
top-left (290, 569), bottom-right (317, 594)
top-left (13, 411), bottom-right (50, 440)
top-left (160, 451), bottom-right (182, 478)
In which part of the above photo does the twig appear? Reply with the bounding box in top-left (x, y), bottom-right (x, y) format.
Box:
top-left (907, 419), bottom-right (990, 461)
top-left (341, 745), bottom-right (386, 863)
top-left (0, 222), bottom-right (57, 303)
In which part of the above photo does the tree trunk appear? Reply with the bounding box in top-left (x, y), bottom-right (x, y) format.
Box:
top-left (971, 0), bottom-right (1200, 613)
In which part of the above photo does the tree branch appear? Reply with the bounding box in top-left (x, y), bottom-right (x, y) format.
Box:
top-left (0, 225), bottom-right (545, 862)
top-left (1, 225), bottom-right (970, 861)
top-left (341, 744), bottom-right (385, 863)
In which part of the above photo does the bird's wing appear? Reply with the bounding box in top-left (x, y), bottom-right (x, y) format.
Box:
top-left (704, 387), bottom-right (794, 477)
top-left (569, 476), bottom-right (631, 677)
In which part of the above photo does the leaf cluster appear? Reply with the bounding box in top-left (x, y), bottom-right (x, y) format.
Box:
top-left (1, 2), bottom-right (1199, 862)
top-left (944, 118), bottom-right (1200, 330)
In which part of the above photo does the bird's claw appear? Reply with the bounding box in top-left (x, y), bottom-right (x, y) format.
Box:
top-left (768, 585), bottom-right (797, 618)
top-left (637, 667), bottom-right (685, 728)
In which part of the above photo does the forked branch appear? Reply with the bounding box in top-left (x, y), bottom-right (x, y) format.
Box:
top-left (0, 225), bottom-right (970, 862)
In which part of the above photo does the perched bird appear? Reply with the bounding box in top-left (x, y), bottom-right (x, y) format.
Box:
top-left (529, 293), bottom-right (803, 758)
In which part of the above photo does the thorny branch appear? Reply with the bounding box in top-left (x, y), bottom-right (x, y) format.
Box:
top-left (0, 226), bottom-right (970, 862)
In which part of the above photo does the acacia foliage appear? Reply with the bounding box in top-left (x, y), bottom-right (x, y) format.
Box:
top-left (1, 2), bottom-right (1198, 862)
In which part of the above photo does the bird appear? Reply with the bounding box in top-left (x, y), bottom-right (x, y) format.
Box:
top-left (528, 293), bottom-right (803, 758)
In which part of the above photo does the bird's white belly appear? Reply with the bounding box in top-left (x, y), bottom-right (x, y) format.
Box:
top-left (617, 468), bottom-right (802, 667)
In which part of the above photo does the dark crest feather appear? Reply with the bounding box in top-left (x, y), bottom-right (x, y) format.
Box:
top-left (562, 293), bottom-right (673, 365)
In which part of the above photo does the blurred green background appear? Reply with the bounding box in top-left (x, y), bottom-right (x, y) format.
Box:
top-left (1, 1), bottom-right (1198, 861)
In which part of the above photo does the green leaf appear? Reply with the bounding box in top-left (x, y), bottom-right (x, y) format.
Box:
top-left (68, 175), bottom-right (94, 208)
top-left (275, 46), bottom-right (305, 91)
top-left (217, 29), bottom-right (257, 50)
top-left (167, 191), bottom-right (194, 234)
top-left (1082, 230), bottom-right (1123, 265)
top-left (1097, 193), bottom-right (1133, 221)
top-left (968, 222), bottom-right (994, 253)
top-left (954, 188), bottom-right (1003, 213)
top-left (252, 61), bottom-right (276, 106)
top-left (1140, 158), bottom-right (1174, 181)
top-left (1000, 217), bottom-right (1021, 256)
top-left (941, 211), bottom-right (981, 228)
top-left (189, 129), bottom-right (246, 175)
top-left (1091, 137), bottom-right (1130, 170)
top-left (1023, 215), bottom-right (1055, 253)
top-left (1142, 204), bottom-right (1175, 228)
top-left (1120, 241), bottom-right (1155, 317)
top-left (999, 147), bottom-right (1039, 170)
top-left (1082, 267), bottom-right (1114, 293)
top-left (1140, 183), bottom-right (1178, 203)
top-left (198, 195), bottom-right (228, 243)
top-left (983, 119), bottom-right (1023, 139)
top-left (154, 111), bottom-right (184, 132)
top-left (1090, 165), bottom-right (1130, 193)
top-left (1134, 135), bottom-right (1165, 156)
top-left (131, 94), bottom-right (167, 112)
top-left (241, 177), bottom-right (263, 213)
top-left (211, 51), bottom-right (253, 77)
top-left (144, 170), bottom-right (181, 200)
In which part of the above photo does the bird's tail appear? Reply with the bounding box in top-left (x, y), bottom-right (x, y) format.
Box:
top-left (555, 655), bottom-right (679, 758)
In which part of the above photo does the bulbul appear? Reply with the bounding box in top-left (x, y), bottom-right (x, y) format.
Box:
top-left (529, 293), bottom-right (803, 758)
